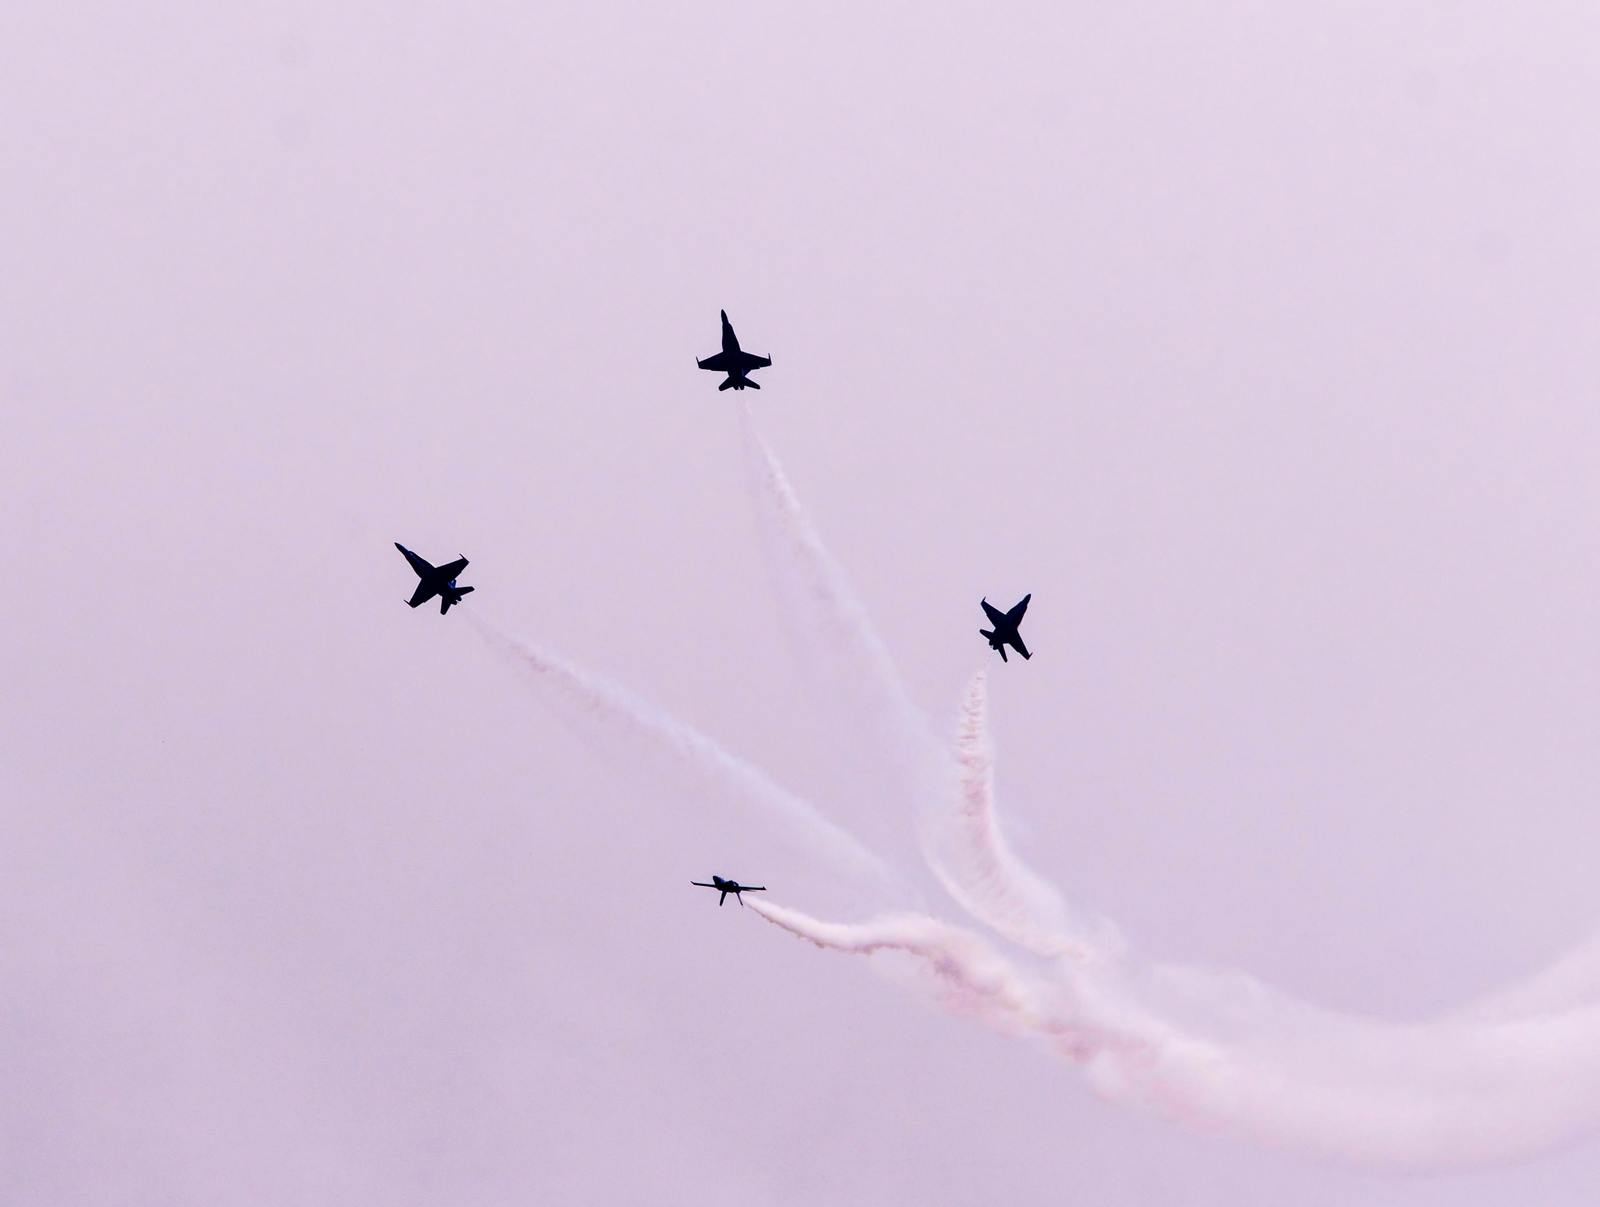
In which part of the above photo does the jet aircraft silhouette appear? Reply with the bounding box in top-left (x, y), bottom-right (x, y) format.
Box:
top-left (691, 875), bottom-right (766, 907)
top-left (980, 594), bottom-right (1031, 662)
top-left (395, 543), bottom-right (474, 615)
top-left (696, 310), bottom-right (771, 391)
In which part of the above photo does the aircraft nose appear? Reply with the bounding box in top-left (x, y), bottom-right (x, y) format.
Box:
top-left (720, 309), bottom-right (728, 322)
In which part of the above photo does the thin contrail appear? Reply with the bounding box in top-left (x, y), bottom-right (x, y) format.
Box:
top-left (736, 405), bottom-right (916, 717)
top-left (468, 614), bottom-right (896, 891)
top-left (736, 405), bottom-right (947, 813)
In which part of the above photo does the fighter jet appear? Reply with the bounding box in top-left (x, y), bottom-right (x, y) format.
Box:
top-left (395, 543), bottom-right (474, 615)
top-left (690, 875), bottom-right (766, 907)
top-left (979, 594), bottom-right (1031, 662)
top-left (696, 309), bottom-right (771, 391)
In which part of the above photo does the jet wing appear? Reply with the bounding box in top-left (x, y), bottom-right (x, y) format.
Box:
top-left (734, 351), bottom-right (771, 371)
top-left (697, 352), bottom-right (733, 372)
top-left (397, 544), bottom-right (433, 577)
top-left (1009, 635), bottom-right (1031, 660)
top-left (1005, 594), bottom-right (1031, 624)
top-left (407, 582), bottom-right (437, 608)
top-left (981, 599), bottom-right (1007, 626)
top-left (434, 557), bottom-right (468, 582)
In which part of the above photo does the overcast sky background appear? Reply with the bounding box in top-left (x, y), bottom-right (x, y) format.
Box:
top-left (7, 2), bottom-right (1600, 1203)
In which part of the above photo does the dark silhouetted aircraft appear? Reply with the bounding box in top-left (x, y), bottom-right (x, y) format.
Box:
top-left (696, 309), bottom-right (771, 391)
top-left (691, 875), bottom-right (766, 907)
top-left (395, 543), bottom-right (474, 615)
top-left (980, 594), bottom-right (1031, 662)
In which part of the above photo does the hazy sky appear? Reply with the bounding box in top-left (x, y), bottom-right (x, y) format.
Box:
top-left (8, 3), bottom-right (1600, 1203)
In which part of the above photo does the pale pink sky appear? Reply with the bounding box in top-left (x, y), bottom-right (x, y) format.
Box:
top-left (7, 2), bottom-right (1600, 1203)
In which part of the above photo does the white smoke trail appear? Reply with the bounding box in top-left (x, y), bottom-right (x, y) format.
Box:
top-left (716, 490), bottom-right (1600, 1167)
top-left (910, 670), bottom-right (1600, 1167)
top-left (752, 890), bottom-right (1600, 1169)
top-left (745, 897), bottom-right (1213, 1107)
top-left (1450, 930), bottom-right (1600, 1024)
top-left (484, 414), bottom-right (1600, 1169)
top-left (736, 406), bottom-right (919, 723)
top-left (736, 406), bottom-right (947, 814)
top-left (747, 897), bottom-right (1050, 1037)
top-left (724, 419), bottom-right (1600, 1166)
top-left (923, 669), bottom-right (1121, 962)
top-left (468, 615), bottom-right (896, 892)
top-left (1088, 990), bottom-right (1600, 1169)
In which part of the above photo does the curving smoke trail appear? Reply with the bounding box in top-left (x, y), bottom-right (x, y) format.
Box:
top-left (1073, 985), bottom-right (1600, 1170)
top-left (1449, 935), bottom-right (1600, 1030)
top-left (747, 897), bottom-right (1047, 1036)
top-left (924, 669), bottom-right (1121, 963)
top-left (752, 879), bottom-right (1600, 1169)
top-left (908, 660), bottom-right (1600, 1168)
top-left (744, 897), bottom-right (1214, 1118)
top-left (492, 416), bottom-right (1600, 1171)
top-left (467, 614), bottom-right (896, 893)
top-left (725, 429), bottom-right (1600, 1169)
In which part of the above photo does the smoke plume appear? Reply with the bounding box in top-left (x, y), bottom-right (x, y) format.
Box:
top-left (493, 416), bottom-right (1600, 1171)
